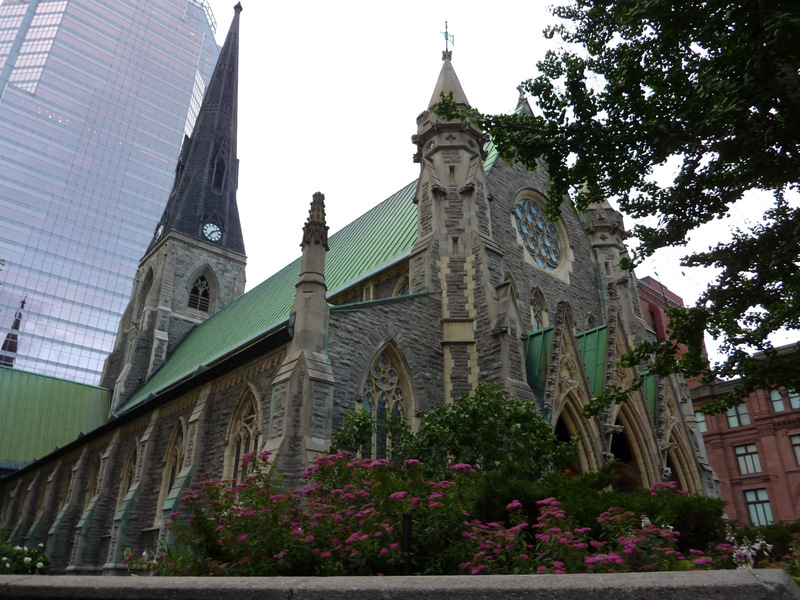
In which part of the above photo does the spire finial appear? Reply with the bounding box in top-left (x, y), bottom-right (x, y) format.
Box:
top-left (301, 192), bottom-right (329, 250)
top-left (234, 2), bottom-right (242, 12)
top-left (441, 21), bottom-right (453, 61)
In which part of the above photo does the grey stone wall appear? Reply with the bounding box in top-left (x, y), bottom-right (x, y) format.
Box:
top-left (486, 159), bottom-right (604, 333)
top-left (0, 571), bottom-right (796, 600)
top-left (328, 294), bottom-right (444, 430)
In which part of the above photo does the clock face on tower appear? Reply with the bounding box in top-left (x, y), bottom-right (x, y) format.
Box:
top-left (203, 223), bottom-right (222, 242)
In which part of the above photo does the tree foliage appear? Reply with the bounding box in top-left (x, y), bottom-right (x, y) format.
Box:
top-left (438, 0), bottom-right (800, 409)
top-left (332, 383), bottom-right (576, 481)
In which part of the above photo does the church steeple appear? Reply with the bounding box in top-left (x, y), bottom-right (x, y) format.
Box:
top-left (147, 2), bottom-right (245, 257)
top-left (0, 298), bottom-right (25, 368)
top-left (101, 5), bottom-right (247, 412)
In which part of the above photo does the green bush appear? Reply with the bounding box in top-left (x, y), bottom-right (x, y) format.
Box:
top-left (0, 542), bottom-right (49, 574)
top-left (333, 382), bottom-right (577, 482)
top-left (140, 451), bottom-right (732, 576)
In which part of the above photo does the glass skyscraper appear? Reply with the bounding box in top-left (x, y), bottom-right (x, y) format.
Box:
top-left (0, 0), bottom-right (220, 383)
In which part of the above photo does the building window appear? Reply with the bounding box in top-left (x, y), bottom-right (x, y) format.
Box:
top-left (188, 275), bottom-right (211, 312)
top-left (226, 392), bottom-right (261, 482)
top-left (116, 445), bottom-right (137, 510)
top-left (790, 390), bottom-right (800, 410)
top-left (530, 288), bottom-right (548, 331)
top-left (362, 346), bottom-right (413, 460)
top-left (726, 403), bottom-right (750, 428)
top-left (84, 458), bottom-right (101, 510)
top-left (734, 444), bottom-right (761, 475)
top-left (155, 424), bottom-right (185, 526)
top-left (791, 435), bottom-right (800, 467)
top-left (514, 194), bottom-right (561, 270)
top-left (744, 488), bottom-right (773, 526)
top-left (770, 389), bottom-right (785, 412)
top-left (695, 411), bottom-right (707, 433)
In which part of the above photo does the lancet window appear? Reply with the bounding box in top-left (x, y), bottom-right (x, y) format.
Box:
top-left (362, 347), bottom-right (413, 459)
top-left (226, 392), bottom-right (261, 482)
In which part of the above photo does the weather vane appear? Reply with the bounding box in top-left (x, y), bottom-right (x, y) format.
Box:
top-left (441, 21), bottom-right (454, 60)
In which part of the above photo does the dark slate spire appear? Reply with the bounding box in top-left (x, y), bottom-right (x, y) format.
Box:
top-left (147, 3), bottom-right (245, 256)
top-left (0, 298), bottom-right (25, 368)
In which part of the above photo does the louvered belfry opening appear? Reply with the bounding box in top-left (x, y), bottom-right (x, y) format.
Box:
top-left (189, 275), bottom-right (211, 312)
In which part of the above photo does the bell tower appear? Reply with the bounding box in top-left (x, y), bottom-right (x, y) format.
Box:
top-left (101, 4), bottom-right (246, 414)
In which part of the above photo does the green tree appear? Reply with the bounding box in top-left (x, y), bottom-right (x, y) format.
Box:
top-left (438, 0), bottom-right (800, 411)
top-left (332, 383), bottom-right (576, 481)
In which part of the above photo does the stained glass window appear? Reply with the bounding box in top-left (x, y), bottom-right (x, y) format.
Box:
top-left (363, 353), bottom-right (405, 459)
top-left (228, 394), bottom-right (261, 482)
top-left (514, 196), bottom-right (560, 270)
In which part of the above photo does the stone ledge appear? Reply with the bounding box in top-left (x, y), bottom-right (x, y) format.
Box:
top-left (0, 570), bottom-right (797, 600)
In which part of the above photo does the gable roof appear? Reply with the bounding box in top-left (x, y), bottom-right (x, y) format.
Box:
top-left (0, 367), bottom-right (109, 470)
top-left (117, 140), bottom-right (501, 414)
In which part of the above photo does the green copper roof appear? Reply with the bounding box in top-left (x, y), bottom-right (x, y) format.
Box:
top-left (575, 325), bottom-right (608, 399)
top-left (642, 372), bottom-right (657, 420)
top-left (0, 367), bottom-right (109, 469)
top-left (118, 140), bottom-right (501, 414)
top-left (524, 327), bottom-right (553, 407)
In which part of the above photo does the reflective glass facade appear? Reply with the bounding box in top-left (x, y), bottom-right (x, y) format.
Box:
top-left (0, 0), bottom-right (220, 383)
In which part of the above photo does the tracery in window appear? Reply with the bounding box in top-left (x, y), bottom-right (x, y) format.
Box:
top-left (116, 445), bottom-right (137, 510)
top-left (530, 288), bottom-right (548, 331)
top-left (362, 345), bottom-right (414, 459)
top-left (155, 423), bottom-right (185, 526)
top-left (188, 275), bottom-right (211, 312)
top-left (514, 193), bottom-right (561, 270)
top-left (392, 275), bottom-right (410, 297)
top-left (226, 392), bottom-right (261, 482)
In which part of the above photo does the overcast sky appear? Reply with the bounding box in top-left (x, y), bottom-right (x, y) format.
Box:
top-left (204, 0), bottom-right (797, 359)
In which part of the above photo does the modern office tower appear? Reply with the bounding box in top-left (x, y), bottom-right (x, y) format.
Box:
top-left (0, 0), bottom-right (220, 383)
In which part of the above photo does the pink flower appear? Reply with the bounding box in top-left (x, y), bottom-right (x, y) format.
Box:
top-left (471, 564), bottom-right (486, 574)
top-left (403, 459), bottom-right (420, 468)
top-left (450, 463), bottom-right (474, 472)
top-left (506, 500), bottom-right (523, 510)
top-left (389, 491), bottom-right (408, 500)
top-left (237, 533), bottom-right (249, 542)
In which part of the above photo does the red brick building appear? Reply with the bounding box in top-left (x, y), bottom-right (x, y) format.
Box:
top-left (691, 355), bottom-right (800, 526)
top-left (637, 277), bottom-right (800, 525)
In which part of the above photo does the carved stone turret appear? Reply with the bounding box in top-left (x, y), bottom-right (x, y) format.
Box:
top-left (582, 199), bottom-right (647, 346)
top-left (408, 52), bottom-right (531, 403)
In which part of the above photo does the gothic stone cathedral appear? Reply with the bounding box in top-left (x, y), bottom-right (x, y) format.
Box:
top-left (0, 6), bottom-right (717, 573)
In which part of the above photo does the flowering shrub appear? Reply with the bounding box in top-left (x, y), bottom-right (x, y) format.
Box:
top-left (139, 452), bottom-right (740, 577)
top-left (0, 542), bottom-right (49, 574)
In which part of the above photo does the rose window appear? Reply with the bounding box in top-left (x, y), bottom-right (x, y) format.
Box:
top-left (514, 197), bottom-right (560, 270)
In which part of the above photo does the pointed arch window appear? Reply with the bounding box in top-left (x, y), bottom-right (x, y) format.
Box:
top-left (137, 268), bottom-right (154, 318)
top-left (155, 423), bottom-right (185, 526)
top-left (362, 347), bottom-right (414, 459)
top-left (84, 457), bottom-right (101, 511)
top-left (213, 143), bottom-right (228, 190)
top-left (116, 445), bottom-right (137, 510)
top-left (225, 392), bottom-right (261, 482)
top-left (57, 469), bottom-right (73, 512)
top-left (188, 275), bottom-right (211, 312)
top-left (530, 288), bottom-right (548, 331)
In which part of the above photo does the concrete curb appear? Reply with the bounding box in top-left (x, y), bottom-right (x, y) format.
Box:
top-left (0, 570), bottom-right (798, 600)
